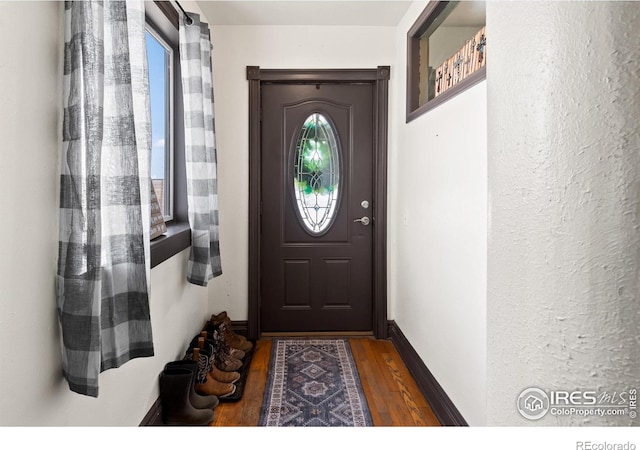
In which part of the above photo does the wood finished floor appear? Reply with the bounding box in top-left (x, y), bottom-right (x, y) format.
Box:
top-left (210, 338), bottom-right (441, 426)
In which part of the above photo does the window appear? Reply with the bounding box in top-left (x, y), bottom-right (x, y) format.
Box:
top-left (146, 26), bottom-right (174, 221)
top-left (146, 1), bottom-right (191, 268)
top-left (406, 1), bottom-right (486, 122)
top-left (292, 113), bottom-right (341, 234)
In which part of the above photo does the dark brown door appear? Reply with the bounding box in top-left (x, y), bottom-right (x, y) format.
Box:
top-left (260, 83), bottom-right (374, 332)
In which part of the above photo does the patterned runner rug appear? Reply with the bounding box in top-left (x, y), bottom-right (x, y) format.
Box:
top-left (259, 339), bottom-right (373, 427)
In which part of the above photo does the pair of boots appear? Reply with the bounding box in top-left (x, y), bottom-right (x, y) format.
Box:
top-left (185, 334), bottom-right (238, 398)
top-left (210, 311), bottom-right (253, 354)
top-left (193, 329), bottom-right (243, 373)
top-left (159, 360), bottom-right (218, 426)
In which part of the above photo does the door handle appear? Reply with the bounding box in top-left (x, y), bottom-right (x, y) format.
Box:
top-left (353, 216), bottom-right (370, 226)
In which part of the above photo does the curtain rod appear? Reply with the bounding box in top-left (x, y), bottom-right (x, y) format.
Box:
top-left (172, 0), bottom-right (193, 25)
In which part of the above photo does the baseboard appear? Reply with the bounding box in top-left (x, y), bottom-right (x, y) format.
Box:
top-left (386, 320), bottom-right (468, 426)
top-left (140, 397), bottom-right (163, 426)
top-left (139, 320), bottom-right (248, 426)
top-left (229, 320), bottom-right (248, 337)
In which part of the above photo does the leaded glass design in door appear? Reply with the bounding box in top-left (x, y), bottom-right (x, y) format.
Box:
top-left (292, 113), bottom-right (341, 235)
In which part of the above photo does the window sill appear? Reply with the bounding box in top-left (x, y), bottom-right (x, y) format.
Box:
top-left (406, 66), bottom-right (486, 123)
top-left (150, 221), bottom-right (191, 268)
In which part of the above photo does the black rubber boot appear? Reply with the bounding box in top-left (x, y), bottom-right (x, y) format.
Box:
top-left (159, 367), bottom-right (215, 426)
top-left (164, 360), bottom-right (219, 410)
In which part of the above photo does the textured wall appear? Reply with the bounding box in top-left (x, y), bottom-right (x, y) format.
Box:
top-left (487, 1), bottom-right (640, 425)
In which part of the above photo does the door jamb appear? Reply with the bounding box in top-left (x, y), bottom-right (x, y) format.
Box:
top-left (246, 66), bottom-right (390, 340)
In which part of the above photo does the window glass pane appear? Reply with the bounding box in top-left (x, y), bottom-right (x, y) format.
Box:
top-left (146, 30), bottom-right (171, 218)
top-left (419, 1), bottom-right (486, 104)
top-left (293, 113), bottom-right (341, 234)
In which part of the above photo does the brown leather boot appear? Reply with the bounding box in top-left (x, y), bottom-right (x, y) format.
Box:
top-left (196, 335), bottom-right (240, 383)
top-left (211, 312), bottom-right (254, 353)
top-left (191, 348), bottom-right (236, 398)
top-left (211, 363), bottom-right (240, 384)
top-left (211, 318), bottom-right (253, 353)
top-left (200, 331), bottom-right (245, 360)
top-left (195, 330), bottom-right (243, 373)
top-left (213, 347), bottom-right (243, 373)
top-left (196, 372), bottom-right (236, 398)
top-left (211, 311), bottom-right (230, 324)
top-left (203, 324), bottom-right (246, 361)
top-left (226, 343), bottom-right (245, 361)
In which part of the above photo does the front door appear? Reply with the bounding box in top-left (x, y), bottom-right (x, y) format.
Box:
top-left (260, 83), bottom-right (374, 332)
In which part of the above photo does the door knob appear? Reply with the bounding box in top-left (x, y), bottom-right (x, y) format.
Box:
top-left (353, 216), bottom-right (370, 226)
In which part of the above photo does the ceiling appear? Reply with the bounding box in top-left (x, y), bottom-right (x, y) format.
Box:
top-left (195, 1), bottom-right (413, 26)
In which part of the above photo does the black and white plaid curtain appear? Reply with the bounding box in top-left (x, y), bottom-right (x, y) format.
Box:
top-left (57, 0), bottom-right (153, 397)
top-left (179, 13), bottom-right (222, 286)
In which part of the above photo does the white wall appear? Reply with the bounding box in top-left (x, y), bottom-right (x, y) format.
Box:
top-left (487, 1), bottom-right (640, 426)
top-left (206, 24), bottom-right (397, 319)
top-left (0, 1), bottom-right (209, 426)
top-left (388, 1), bottom-right (487, 426)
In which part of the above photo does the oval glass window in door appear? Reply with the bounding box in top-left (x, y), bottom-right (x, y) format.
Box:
top-left (293, 113), bottom-right (341, 234)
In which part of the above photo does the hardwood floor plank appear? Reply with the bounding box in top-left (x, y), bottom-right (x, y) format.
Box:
top-left (383, 353), bottom-right (428, 426)
top-left (368, 340), bottom-right (405, 392)
top-left (349, 339), bottom-right (393, 425)
top-left (418, 406), bottom-right (442, 426)
top-left (238, 339), bottom-right (269, 425)
top-left (210, 338), bottom-right (440, 427)
top-left (361, 340), bottom-right (419, 426)
top-left (352, 339), bottom-right (418, 426)
top-left (210, 340), bottom-right (270, 426)
top-left (379, 345), bottom-right (440, 426)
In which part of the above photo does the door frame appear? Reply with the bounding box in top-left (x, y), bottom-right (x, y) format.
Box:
top-left (246, 66), bottom-right (390, 340)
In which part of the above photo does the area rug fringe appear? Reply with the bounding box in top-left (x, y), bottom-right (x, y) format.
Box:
top-left (259, 339), bottom-right (373, 427)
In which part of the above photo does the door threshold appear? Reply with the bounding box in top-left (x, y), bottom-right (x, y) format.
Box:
top-left (261, 331), bottom-right (374, 339)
